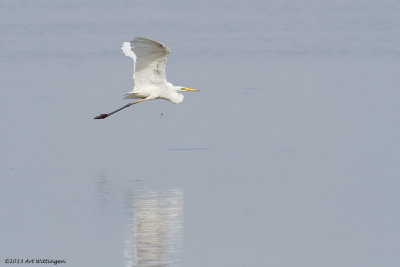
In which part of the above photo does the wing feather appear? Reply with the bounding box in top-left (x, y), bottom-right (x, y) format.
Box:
top-left (121, 36), bottom-right (170, 88)
top-left (121, 42), bottom-right (136, 79)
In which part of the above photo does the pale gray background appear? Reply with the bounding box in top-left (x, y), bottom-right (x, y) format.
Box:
top-left (1, 0), bottom-right (400, 266)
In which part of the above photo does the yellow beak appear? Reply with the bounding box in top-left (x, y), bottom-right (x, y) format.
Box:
top-left (182, 87), bottom-right (199, 92)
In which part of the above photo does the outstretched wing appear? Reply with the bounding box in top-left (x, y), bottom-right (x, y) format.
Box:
top-left (121, 36), bottom-right (171, 88)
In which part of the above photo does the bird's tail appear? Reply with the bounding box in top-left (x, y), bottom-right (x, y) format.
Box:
top-left (123, 92), bottom-right (138, 99)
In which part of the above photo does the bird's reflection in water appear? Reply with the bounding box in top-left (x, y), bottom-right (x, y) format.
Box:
top-left (124, 186), bottom-right (183, 267)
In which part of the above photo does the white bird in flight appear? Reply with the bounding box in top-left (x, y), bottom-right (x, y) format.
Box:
top-left (94, 36), bottom-right (199, 119)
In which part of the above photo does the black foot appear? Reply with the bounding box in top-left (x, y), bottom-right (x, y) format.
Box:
top-left (94, 114), bottom-right (109, 119)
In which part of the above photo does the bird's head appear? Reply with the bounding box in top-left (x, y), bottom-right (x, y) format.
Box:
top-left (168, 86), bottom-right (199, 104)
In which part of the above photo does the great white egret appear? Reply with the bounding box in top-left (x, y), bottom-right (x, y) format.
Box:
top-left (94, 36), bottom-right (199, 119)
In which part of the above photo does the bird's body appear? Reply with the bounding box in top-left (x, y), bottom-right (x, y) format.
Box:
top-left (94, 36), bottom-right (198, 119)
top-left (124, 82), bottom-right (184, 104)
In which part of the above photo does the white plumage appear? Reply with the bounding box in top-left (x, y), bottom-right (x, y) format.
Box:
top-left (94, 36), bottom-right (198, 120)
